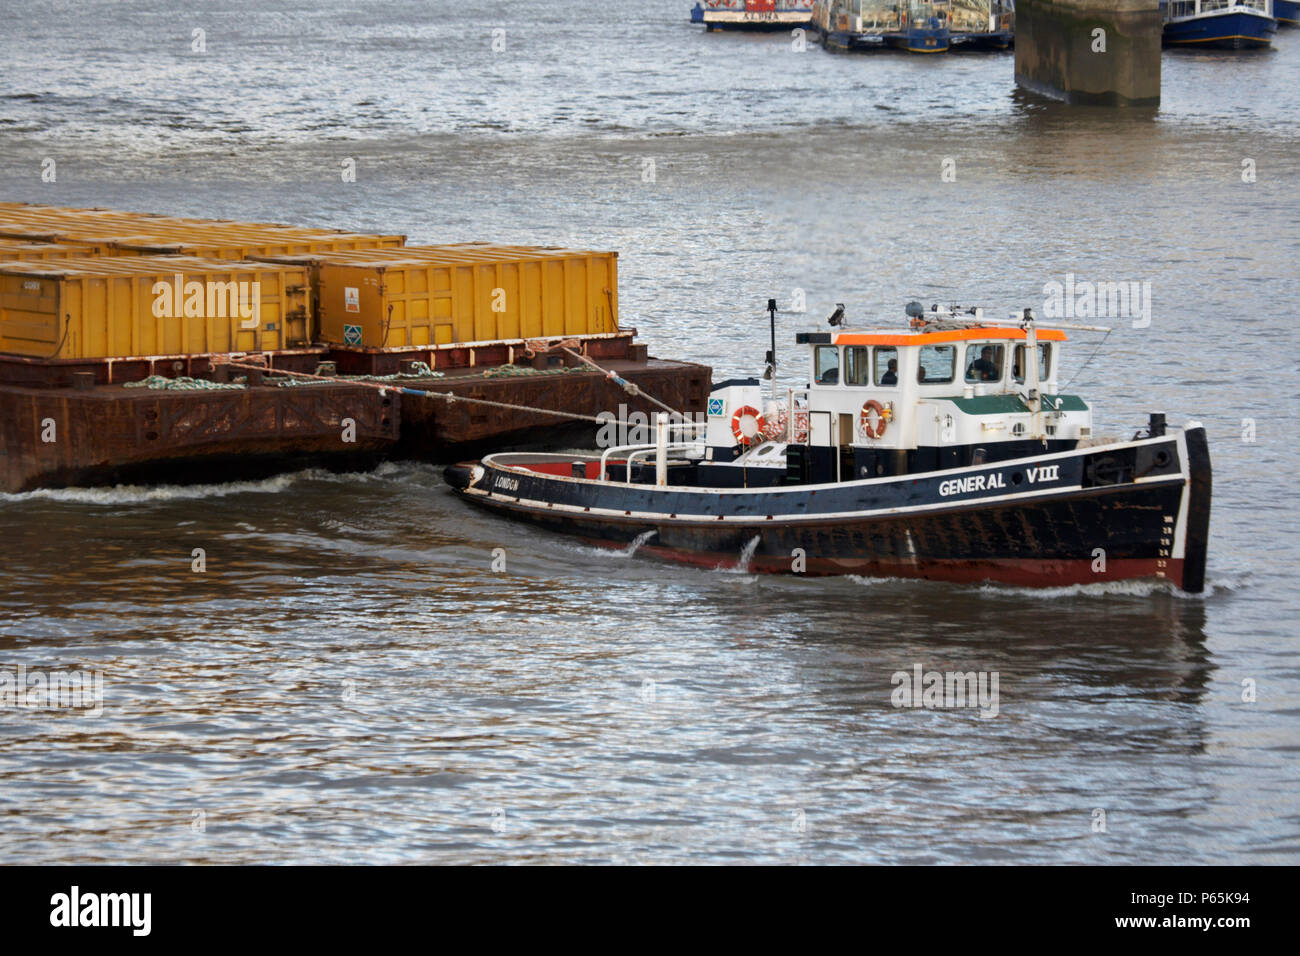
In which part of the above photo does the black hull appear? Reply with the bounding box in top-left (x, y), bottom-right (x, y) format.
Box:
top-left (447, 429), bottom-right (1212, 592)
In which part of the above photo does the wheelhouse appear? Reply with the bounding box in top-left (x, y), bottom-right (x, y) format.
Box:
top-left (699, 306), bottom-right (1098, 485)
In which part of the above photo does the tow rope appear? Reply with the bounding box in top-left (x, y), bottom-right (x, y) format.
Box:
top-left (213, 358), bottom-right (616, 425)
top-left (523, 338), bottom-right (684, 418)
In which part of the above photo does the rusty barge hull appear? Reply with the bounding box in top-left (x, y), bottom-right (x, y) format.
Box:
top-left (0, 356), bottom-right (710, 493)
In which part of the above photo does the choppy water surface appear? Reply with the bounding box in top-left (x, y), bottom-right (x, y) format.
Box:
top-left (0, 0), bottom-right (1297, 864)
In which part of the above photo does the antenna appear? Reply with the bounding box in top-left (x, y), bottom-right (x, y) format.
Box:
top-left (984, 313), bottom-right (1112, 333)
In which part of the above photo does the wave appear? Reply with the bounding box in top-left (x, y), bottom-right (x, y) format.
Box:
top-left (0, 461), bottom-right (423, 507)
top-left (845, 574), bottom-right (1247, 600)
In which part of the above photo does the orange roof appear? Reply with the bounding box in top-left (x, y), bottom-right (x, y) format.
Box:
top-left (833, 327), bottom-right (1068, 347)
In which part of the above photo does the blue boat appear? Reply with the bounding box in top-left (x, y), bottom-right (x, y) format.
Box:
top-left (1163, 0), bottom-right (1278, 48)
top-left (1274, 0), bottom-right (1299, 25)
top-left (812, 0), bottom-right (953, 52)
top-left (886, 8), bottom-right (951, 51)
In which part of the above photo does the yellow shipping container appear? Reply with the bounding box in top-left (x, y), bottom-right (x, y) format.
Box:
top-left (0, 203), bottom-right (395, 239)
top-left (0, 239), bottom-right (111, 260)
top-left (102, 231), bottom-right (406, 260)
top-left (0, 207), bottom-right (406, 260)
top-left (0, 219), bottom-right (405, 261)
top-left (0, 256), bottom-right (312, 359)
top-left (267, 246), bottom-right (619, 348)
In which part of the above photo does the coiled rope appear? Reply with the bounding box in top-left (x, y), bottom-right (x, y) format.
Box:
top-left (123, 375), bottom-right (246, 391)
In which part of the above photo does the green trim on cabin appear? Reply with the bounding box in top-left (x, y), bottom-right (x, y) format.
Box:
top-left (944, 394), bottom-right (1089, 415)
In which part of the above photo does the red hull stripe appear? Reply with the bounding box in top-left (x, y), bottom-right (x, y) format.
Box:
top-left (581, 537), bottom-right (1186, 590)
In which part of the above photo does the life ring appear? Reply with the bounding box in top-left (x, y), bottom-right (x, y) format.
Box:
top-left (859, 400), bottom-right (889, 440)
top-left (731, 405), bottom-right (766, 446)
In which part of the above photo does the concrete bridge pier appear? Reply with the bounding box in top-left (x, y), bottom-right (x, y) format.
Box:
top-left (1015, 0), bottom-right (1163, 107)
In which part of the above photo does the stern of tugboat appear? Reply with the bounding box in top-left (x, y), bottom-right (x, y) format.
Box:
top-left (1179, 422), bottom-right (1212, 594)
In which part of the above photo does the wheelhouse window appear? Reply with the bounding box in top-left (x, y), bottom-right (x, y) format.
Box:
top-left (917, 344), bottom-right (956, 385)
top-left (844, 346), bottom-right (872, 386)
top-left (1012, 343), bottom-right (1052, 383)
top-left (814, 345), bottom-right (840, 385)
top-left (874, 346), bottom-right (899, 386)
top-left (965, 343), bottom-right (1005, 383)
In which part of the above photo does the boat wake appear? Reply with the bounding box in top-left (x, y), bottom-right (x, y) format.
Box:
top-left (975, 574), bottom-right (1248, 600)
top-left (618, 530), bottom-right (658, 557)
top-left (0, 463), bottom-right (416, 507)
top-left (844, 574), bottom-right (1247, 600)
top-left (726, 535), bottom-right (762, 574)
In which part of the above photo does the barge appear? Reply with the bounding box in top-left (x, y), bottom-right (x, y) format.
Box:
top-left (447, 304), bottom-right (1211, 593)
top-left (0, 346), bottom-right (706, 492)
top-left (0, 204), bottom-right (710, 493)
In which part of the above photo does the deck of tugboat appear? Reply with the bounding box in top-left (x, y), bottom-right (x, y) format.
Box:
top-left (465, 426), bottom-right (1190, 502)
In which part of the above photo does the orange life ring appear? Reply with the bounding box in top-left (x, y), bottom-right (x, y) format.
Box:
top-left (859, 400), bottom-right (888, 440)
top-left (731, 405), bottom-right (766, 446)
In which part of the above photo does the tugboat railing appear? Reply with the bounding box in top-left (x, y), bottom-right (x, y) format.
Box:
top-left (604, 443), bottom-right (706, 485)
top-left (598, 415), bottom-right (706, 482)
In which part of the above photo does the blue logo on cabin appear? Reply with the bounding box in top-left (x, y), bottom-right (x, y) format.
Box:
top-left (343, 324), bottom-right (363, 346)
top-left (707, 397), bottom-right (724, 417)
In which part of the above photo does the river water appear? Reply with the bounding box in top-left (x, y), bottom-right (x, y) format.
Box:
top-left (0, 0), bottom-right (1297, 864)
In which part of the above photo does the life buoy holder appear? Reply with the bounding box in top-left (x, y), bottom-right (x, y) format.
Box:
top-left (859, 400), bottom-right (889, 440)
top-left (731, 405), bottom-right (766, 446)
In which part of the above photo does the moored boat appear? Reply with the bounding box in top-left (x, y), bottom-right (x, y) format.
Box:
top-left (812, 0), bottom-right (951, 52)
top-left (949, 0), bottom-right (1014, 49)
top-left (1162, 0), bottom-right (1278, 48)
top-left (447, 303), bottom-right (1212, 593)
top-left (1274, 0), bottom-right (1299, 25)
top-left (691, 0), bottom-right (816, 30)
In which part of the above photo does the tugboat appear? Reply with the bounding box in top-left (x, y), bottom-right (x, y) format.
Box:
top-left (690, 0), bottom-right (816, 30)
top-left (812, 0), bottom-right (952, 52)
top-left (1162, 0), bottom-right (1277, 48)
top-left (446, 304), bottom-right (1212, 593)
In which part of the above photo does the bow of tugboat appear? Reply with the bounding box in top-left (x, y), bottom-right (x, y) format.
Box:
top-left (443, 461), bottom-right (480, 492)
